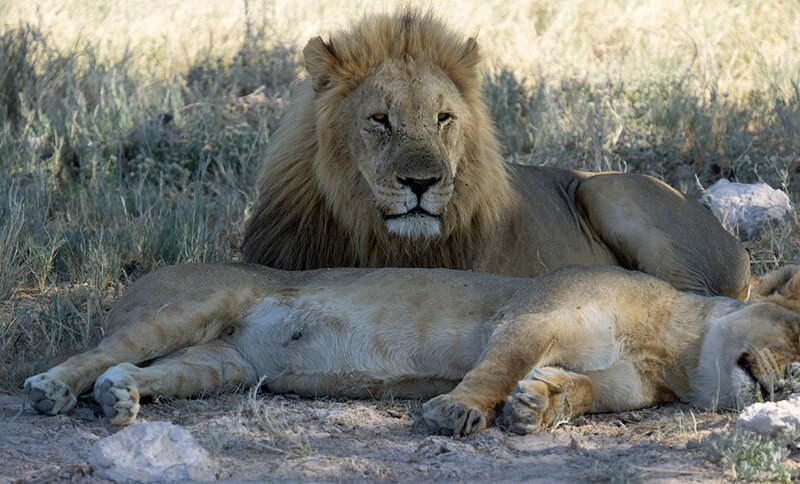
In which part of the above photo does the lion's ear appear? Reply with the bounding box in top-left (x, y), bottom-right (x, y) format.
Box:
top-left (784, 269), bottom-right (800, 301)
top-left (304, 36), bottom-right (340, 92)
top-left (751, 266), bottom-right (800, 300)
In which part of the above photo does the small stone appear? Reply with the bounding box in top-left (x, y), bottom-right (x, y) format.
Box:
top-left (416, 436), bottom-right (457, 458)
top-left (701, 179), bottom-right (792, 240)
top-left (737, 393), bottom-right (800, 437)
top-left (88, 421), bottom-right (216, 483)
top-left (569, 436), bottom-right (584, 450)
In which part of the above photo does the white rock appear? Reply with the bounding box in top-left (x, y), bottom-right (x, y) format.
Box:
top-left (89, 421), bottom-right (216, 483)
top-left (701, 179), bottom-right (792, 240)
top-left (736, 393), bottom-right (800, 437)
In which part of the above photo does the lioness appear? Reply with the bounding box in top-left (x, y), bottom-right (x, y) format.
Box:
top-left (26, 264), bottom-right (800, 436)
top-left (241, 10), bottom-right (750, 300)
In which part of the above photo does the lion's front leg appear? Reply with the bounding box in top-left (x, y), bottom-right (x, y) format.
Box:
top-left (422, 393), bottom-right (491, 436)
top-left (422, 312), bottom-right (557, 436)
top-left (501, 367), bottom-right (594, 434)
top-left (93, 340), bottom-right (256, 425)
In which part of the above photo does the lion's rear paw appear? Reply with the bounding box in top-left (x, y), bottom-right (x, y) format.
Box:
top-left (502, 379), bottom-right (550, 435)
top-left (93, 365), bottom-right (141, 425)
top-left (24, 373), bottom-right (77, 416)
top-left (422, 394), bottom-right (486, 437)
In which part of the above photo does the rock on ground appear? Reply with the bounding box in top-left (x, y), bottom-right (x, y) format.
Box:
top-left (701, 179), bottom-right (792, 240)
top-left (737, 393), bottom-right (800, 437)
top-left (88, 421), bottom-right (216, 483)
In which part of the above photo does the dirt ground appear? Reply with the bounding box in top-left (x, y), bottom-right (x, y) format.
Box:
top-left (6, 388), bottom-right (795, 483)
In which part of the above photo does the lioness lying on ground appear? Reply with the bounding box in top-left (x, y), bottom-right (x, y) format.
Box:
top-left (26, 264), bottom-right (800, 436)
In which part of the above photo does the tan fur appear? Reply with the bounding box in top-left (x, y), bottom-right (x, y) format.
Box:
top-left (751, 265), bottom-right (800, 308)
top-left (26, 263), bottom-right (800, 435)
top-left (240, 10), bottom-right (749, 300)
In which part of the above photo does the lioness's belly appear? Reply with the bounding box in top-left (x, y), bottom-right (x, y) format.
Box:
top-left (230, 270), bottom-right (521, 398)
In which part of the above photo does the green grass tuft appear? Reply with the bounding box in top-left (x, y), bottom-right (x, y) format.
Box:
top-left (704, 430), bottom-right (797, 482)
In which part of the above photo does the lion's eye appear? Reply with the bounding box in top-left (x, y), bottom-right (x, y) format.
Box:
top-left (737, 352), bottom-right (760, 384)
top-left (438, 112), bottom-right (453, 124)
top-left (370, 113), bottom-right (390, 127)
top-left (737, 353), bottom-right (751, 372)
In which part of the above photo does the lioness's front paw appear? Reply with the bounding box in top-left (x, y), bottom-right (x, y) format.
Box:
top-left (24, 373), bottom-right (77, 416)
top-left (93, 365), bottom-right (140, 425)
top-left (502, 379), bottom-right (549, 435)
top-left (422, 394), bottom-right (486, 437)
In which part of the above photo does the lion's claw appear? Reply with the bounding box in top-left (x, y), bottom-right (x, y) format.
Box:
top-left (422, 394), bottom-right (486, 437)
top-left (502, 380), bottom-right (548, 435)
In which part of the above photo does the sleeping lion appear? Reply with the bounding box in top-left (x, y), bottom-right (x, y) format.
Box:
top-left (25, 263), bottom-right (800, 436)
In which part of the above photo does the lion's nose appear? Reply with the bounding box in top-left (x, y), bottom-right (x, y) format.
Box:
top-left (397, 176), bottom-right (441, 198)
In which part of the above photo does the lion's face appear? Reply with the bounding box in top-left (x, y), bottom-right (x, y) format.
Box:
top-left (276, 12), bottom-right (505, 262)
top-left (699, 302), bottom-right (800, 408)
top-left (338, 59), bottom-right (470, 239)
top-left (731, 345), bottom-right (796, 405)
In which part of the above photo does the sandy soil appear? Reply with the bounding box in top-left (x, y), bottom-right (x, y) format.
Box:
top-left (7, 388), bottom-right (793, 483)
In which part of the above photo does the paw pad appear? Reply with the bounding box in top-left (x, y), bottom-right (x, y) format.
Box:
top-left (93, 366), bottom-right (141, 425)
top-left (24, 373), bottom-right (77, 416)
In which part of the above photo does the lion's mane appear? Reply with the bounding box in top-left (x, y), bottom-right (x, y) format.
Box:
top-left (241, 11), bottom-right (510, 270)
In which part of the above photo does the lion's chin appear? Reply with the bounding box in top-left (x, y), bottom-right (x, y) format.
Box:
top-left (384, 214), bottom-right (442, 239)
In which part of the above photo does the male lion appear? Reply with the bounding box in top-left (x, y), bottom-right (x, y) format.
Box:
top-left (241, 10), bottom-right (750, 300)
top-left (26, 263), bottom-right (800, 436)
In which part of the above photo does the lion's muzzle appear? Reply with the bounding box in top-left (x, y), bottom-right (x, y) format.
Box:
top-left (397, 176), bottom-right (442, 198)
top-left (374, 149), bottom-right (453, 239)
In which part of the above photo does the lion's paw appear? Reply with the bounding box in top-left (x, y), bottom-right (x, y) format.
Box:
top-left (422, 394), bottom-right (486, 437)
top-left (24, 373), bottom-right (77, 416)
top-left (93, 364), bottom-right (141, 425)
top-left (501, 379), bottom-right (550, 435)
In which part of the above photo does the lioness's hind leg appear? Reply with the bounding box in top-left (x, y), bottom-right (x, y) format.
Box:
top-left (93, 364), bottom-right (142, 425)
top-left (24, 344), bottom-right (132, 416)
top-left (25, 373), bottom-right (77, 416)
top-left (502, 367), bottom-right (594, 435)
top-left (94, 340), bottom-right (256, 425)
top-left (25, 264), bottom-right (267, 418)
top-left (24, 329), bottom-right (179, 418)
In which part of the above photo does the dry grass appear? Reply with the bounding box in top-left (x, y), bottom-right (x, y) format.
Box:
top-left (3, 0), bottom-right (798, 94)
